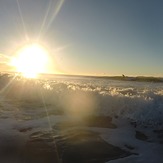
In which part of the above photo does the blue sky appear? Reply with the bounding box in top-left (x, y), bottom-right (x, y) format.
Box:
top-left (0, 0), bottom-right (163, 76)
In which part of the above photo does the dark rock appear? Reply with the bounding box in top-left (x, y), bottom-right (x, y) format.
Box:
top-left (158, 134), bottom-right (163, 139)
top-left (153, 129), bottom-right (163, 134)
top-left (135, 131), bottom-right (148, 141)
top-left (54, 120), bottom-right (84, 130)
top-left (54, 116), bottom-right (117, 130)
top-left (130, 121), bottom-right (137, 128)
top-left (124, 144), bottom-right (135, 150)
top-left (114, 115), bottom-right (119, 119)
top-left (160, 141), bottom-right (163, 144)
top-left (84, 116), bottom-right (117, 128)
top-left (153, 129), bottom-right (163, 143)
top-left (19, 127), bottom-right (33, 132)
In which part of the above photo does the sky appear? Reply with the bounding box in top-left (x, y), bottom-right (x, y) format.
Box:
top-left (0, 0), bottom-right (163, 76)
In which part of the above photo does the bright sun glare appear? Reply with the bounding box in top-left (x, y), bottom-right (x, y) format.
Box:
top-left (11, 44), bottom-right (49, 78)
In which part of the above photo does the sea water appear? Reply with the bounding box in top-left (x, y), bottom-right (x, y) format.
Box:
top-left (0, 73), bottom-right (163, 126)
top-left (0, 73), bottom-right (163, 163)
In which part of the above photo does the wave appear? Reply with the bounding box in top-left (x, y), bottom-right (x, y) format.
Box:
top-left (0, 73), bottom-right (163, 126)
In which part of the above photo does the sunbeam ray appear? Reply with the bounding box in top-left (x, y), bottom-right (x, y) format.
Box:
top-left (37, 0), bottom-right (65, 41)
top-left (37, 0), bottom-right (53, 41)
top-left (45, 0), bottom-right (64, 31)
top-left (16, 0), bottom-right (29, 41)
top-left (0, 74), bottom-right (17, 94)
top-left (40, 89), bottom-right (52, 130)
top-left (40, 89), bottom-right (61, 162)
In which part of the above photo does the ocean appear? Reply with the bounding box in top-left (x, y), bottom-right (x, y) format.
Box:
top-left (0, 73), bottom-right (162, 163)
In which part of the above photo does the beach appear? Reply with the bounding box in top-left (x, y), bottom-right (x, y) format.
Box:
top-left (0, 74), bottom-right (162, 163)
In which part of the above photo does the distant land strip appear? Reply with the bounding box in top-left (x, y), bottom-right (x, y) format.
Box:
top-left (1, 72), bottom-right (163, 83)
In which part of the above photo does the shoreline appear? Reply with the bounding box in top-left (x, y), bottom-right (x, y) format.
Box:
top-left (1, 72), bottom-right (163, 83)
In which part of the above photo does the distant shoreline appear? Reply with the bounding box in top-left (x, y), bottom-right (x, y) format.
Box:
top-left (40, 73), bottom-right (163, 83)
top-left (96, 76), bottom-right (163, 83)
top-left (1, 72), bottom-right (163, 83)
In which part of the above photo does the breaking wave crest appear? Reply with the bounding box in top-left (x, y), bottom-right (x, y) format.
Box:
top-left (0, 74), bottom-right (163, 126)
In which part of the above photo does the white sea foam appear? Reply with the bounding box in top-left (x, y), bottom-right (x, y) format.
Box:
top-left (0, 74), bottom-right (163, 126)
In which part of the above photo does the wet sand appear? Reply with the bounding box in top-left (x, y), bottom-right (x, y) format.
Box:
top-left (0, 116), bottom-right (132, 163)
top-left (22, 129), bottom-right (131, 163)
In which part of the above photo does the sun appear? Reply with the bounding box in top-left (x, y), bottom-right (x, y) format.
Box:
top-left (11, 44), bottom-right (49, 78)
